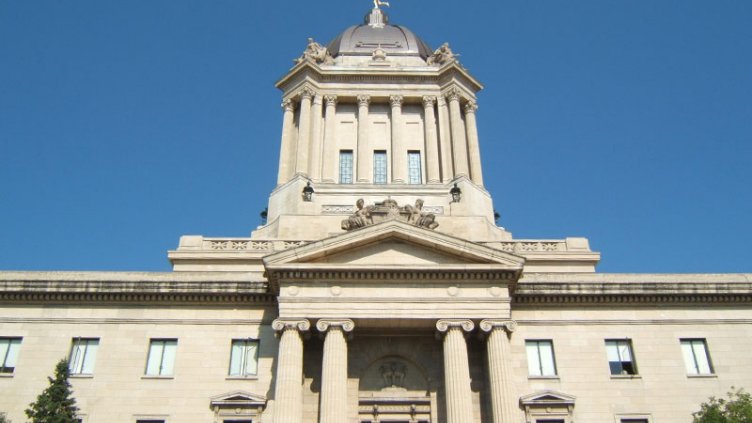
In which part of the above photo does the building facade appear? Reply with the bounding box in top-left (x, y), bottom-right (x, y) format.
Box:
top-left (1, 5), bottom-right (751, 423)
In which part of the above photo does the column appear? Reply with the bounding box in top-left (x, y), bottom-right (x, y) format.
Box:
top-left (423, 96), bottom-right (441, 183)
top-left (317, 319), bottom-right (355, 423)
top-left (447, 87), bottom-right (469, 177)
top-left (295, 87), bottom-right (315, 176)
top-left (308, 94), bottom-right (324, 181)
top-left (480, 320), bottom-right (517, 423)
top-left (390, 95), bottom-right (405, 183)
top-left (321, 95), bottom-right (338, 183)
top-left (437, 96), bottom-right (454, 182)
top-left (356, 95), bottom-right (371, 183)
top-left (436, 319), bottom-right (475, 423)
top-left (277, 99), bottom-right (297, 185)
top-left (272, 319), bottom-right (311, 423)
top-left (465, 101), bottom-right (484, 186)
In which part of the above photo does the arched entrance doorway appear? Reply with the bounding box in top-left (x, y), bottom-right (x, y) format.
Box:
top-left (357, 355), bottom-right (432, 423)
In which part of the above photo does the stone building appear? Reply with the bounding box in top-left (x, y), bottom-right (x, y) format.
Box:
top-left (1, 5), bottom-right (750, 423)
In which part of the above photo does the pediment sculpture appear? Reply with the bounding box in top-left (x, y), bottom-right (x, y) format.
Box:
top-left (295, 38), bottom-right (335, 65)
top-left (341, 199), bottom-right (439, 231)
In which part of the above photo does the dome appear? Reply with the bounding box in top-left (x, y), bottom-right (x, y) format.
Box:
top-left (327, 8), bottom-right (433, 60)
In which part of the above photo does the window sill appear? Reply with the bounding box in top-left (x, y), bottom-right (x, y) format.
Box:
top-left (0, 373), bottom-right (14, 378)
top-left (141, 375), bottom-right (174, 380)
top-left (69, 374), bottom-right (94, 379)
top-left (687, 374), bottom-right (717, 379)
top-left (226, 375), bottom-right (259, 381)
top-left (610, 374), bottom-right (641, 380)
top-left (528, 376), bottom-right (560, 380)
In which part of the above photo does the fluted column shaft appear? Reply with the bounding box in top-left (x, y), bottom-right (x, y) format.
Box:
top-left (321, 96), bottom-right (338, 183)
top-left (465, 101), bottom-right (484, 186)
top-left (481, 320), bottom-right (517, 423)
top-left (437, 97), bottom-right (454, 182)
top-left (423, 96), bottom-right (440, 183)
top-left (447, 89), bottom-right (469, 177)
top-left (356, 95), bottom-right (371, 183)
top-left (277, 100), bottom-right (297, 185)
top-left (272, 319), bottom-right (310, 423)
top-left (295, 88), bottom-right (314, 176)
top-left (437, 319), bottom-right (475, 423)
top-left (317, 319), bottom-right (354, 423)
top-left (390, 95), bottom-right (405, 183)
top-left (308, 94), bottom-right (324, 181)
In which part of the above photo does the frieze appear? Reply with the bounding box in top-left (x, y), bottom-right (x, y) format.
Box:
top-left (322, 205), bottom-right (356, 215)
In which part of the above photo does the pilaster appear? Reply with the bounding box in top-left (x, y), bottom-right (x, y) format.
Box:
top-left (390, 95), bottom-right (405, 183)
top-left (447, 87), bottom-right (469, 177)
top-left (356, 95), bottom-right (371, 183)
top-left (308, 94), bottom-right (324, 181)
top-left (423, 96), bottom-right (440, 183)
top-left (321, 95), bottom-right (338, 183)
top-left (437, 96), bottom-right (454, 182)
top-left (295, 87), bottom-right (315, 176)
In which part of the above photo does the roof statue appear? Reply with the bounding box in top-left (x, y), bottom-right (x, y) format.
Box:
top-left (295, 38), bottom-right (334, 65)
top-left (426, 42), bottom-right (459, 66)
top-left (373, 0), bottom-right (390, 9)
top-left (341, 199), bottom-right (439, 231)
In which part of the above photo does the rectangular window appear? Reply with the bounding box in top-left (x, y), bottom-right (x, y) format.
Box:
top-left (681, 339), bottom-right (713, 375)
top-left (373, 150), bottom-right (387, 184)
top-left (136, 420), bottom-right (165, 423)
top-left (229, 339), bottom-right (259, 377)
top-left (145, 339), bottom-right (177, 376)
top-left (621, 420), bottom-right (649, 423)
top-left (69, 338), bottom-right (99, 375)
top-left (407, 151), bottom-right (422, 184)
top-left (605, 339), bottom-right (637, 375)
top-left (526, 340), bottom-right (557, 377)
top-left (0, 337), bottom-right (22, 373)
top-left (339, 150), bottom-right (353, 184)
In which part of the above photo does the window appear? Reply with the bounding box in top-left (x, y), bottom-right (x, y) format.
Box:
top-left (681, 339), bottom-right (713, 375)
top-left (145, 339), bottom-right (177, 376)
top-left (373, 150), bottom-right (387, 184)
top-left (339, 150), bottom-right (353, 184)
top-left (526, 340), bottom-right (557, 377)
top-left (136, 420), bottom-right (165, 423)
top-left (621, 420), bottom-right (649, 423)
top-left (407, 151), bottom-right (422, 184)
top-left (605, 339), bottom-right (637, 375)
top-left (229, 339), bottom-right (259, 377)
top-left (69, 338), bottom-right (99, 375)
top-left (0, 337), bottom-right (21, 374)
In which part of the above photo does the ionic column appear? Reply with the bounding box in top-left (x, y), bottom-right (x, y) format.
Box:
top-left (437, 96), bottom-right (454, 182)
top-left (308, 94), bottom-right (324, 181)
top-left (446, 88), bottom-right (469, 177)
top-left (317, 319), bottom-right (355, 423)
top-left (272, 319), bottom-right (311, 423)
top-left (436, 319), bottom-right (475, 423)
top-left (295, 87), bottom-right (315, 176)
top-left (390, 95), bottom-right (405, 183)
top-left (321, 95), bottom-right (338, 183)
top-left (356, 95), bottom-right (371, 183)
top-left (423, 96), bottom-right (441, 183)
top-left (464, 101), bottom-right (484, 186)
top-left (480, 320), bottom-right (517, 423)
top-left (277, 99), bottom-right (297, 185)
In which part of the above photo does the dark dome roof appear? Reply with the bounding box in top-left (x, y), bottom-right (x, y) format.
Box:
top-left (327, 9), bottom-right (433, 60)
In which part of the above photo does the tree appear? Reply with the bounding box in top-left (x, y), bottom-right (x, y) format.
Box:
top-left (25, 359), bottom-right (79, 423)
top-left (693, 387), bottom-right (752, 423)
top-left (0, 412), bottom-right (11, 423)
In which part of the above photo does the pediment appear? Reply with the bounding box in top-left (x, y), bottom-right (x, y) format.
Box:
top-left (519, 390), bottom-right (576, 406)
top-left (210, 390), bottom-right (266, 407)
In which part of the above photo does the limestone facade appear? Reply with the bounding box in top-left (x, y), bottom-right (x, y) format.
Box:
top-left (1, 5), bottom-right (751, 423)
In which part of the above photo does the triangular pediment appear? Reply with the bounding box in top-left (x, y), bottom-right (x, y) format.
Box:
top-left (210, 390), bottom-right (266, 406)
top-left (520, 390), bottom-right (576, 406)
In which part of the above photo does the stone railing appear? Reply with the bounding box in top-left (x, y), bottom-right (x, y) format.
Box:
top-left (202, 239), bottom-right (310, 253)
top-left (482, 241), bottom-right (568, 253)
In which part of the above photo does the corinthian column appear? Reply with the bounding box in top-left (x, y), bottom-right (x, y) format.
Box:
top-left (277, 99), bottom-right (297, 185)
top-left (480, 320), bottom-right (517, 423)
top-left (446, 88), bottom-right (469, 177)
top-left (295, 87), bottom-right (315, 176)
top-left (272, 319), bottom-right (311, 423)
top-left (356, 95), bottom-right (371, 183)
top-left (321, 95), bottom-right (338, 183)
top-left (464, 101), bottom-right (484, 186)
top-left (317, 319), bottom-right (355, 423)
top-left (437, 96), bottom-right (454, 182)
top-left (390, 95), bottom-right (405, 183)
top-left (436, 319), bottom-right (475, 423)
top-left (308, 94), bottom-right (324, 181)
top-left (423, 96), bottom-right (440, 183)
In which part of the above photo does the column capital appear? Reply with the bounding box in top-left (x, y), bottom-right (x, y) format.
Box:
top-left (272, 318), bottom-right (311, 333)
top-left (437, 96), bottom-right (447, 107)
top-left (389, 95), bottom-right (404, 107)
top-left (324, 95), bottom-right (338, 107)
top-left (357, 95), bottom-right (371, 107)
top-left (464, 100), bottom-right (478, 114)
top-left (479, 319), bottom-right (516, 334)
top-left (298, 87), bottom-right (316, 100)
top-left (436, 319), bottom-right (475, 335)
top-left (316, 319), bottom-right (355, 333)
top-left (312, 94), bottom-right (324, 105)
top-left (422, 95), bottom-right (437, 108)
top-left (281, 99), bottom-right (296, 112)
top-left (444, 87), bottom-right (463, 103)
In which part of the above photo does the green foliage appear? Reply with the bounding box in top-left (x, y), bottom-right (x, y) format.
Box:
top-left (0, 412), bottom-right (11, 423)
top-left (693, 388), bottom-right (752, 423)
top-left (25, 359), bottom-right (79, 423)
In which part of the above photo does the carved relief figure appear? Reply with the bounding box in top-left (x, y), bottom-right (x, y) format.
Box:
top-left (341, 199), bottom-right (373, 230)
top-left (426, 42), bottom-right (458, 66)
top-left (295, 38), bottom-right (334, 65)
top-left (341, 198), bottom-right (439, 231)
top-left (406, 199), bottom-right (439, 230)
top-left (379, 361), bottom-right (407, 388)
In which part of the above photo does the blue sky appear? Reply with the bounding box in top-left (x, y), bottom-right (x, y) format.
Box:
top-left (1, 1), bottom-right (750, 273)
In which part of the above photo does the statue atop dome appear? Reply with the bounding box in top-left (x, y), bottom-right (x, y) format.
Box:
top-left (373, 0), bottom-right (390, 9)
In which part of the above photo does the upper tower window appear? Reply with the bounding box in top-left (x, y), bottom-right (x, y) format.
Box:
top-left (339, 150), bottom-right (354, 184)
top-left (373, 151), bottom-right (387, 184)
top-left (407, 151), bottom-right (422, 184)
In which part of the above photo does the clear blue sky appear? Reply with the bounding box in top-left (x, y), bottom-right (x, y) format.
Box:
top-left (1, 1), bottom-right (750, 273)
